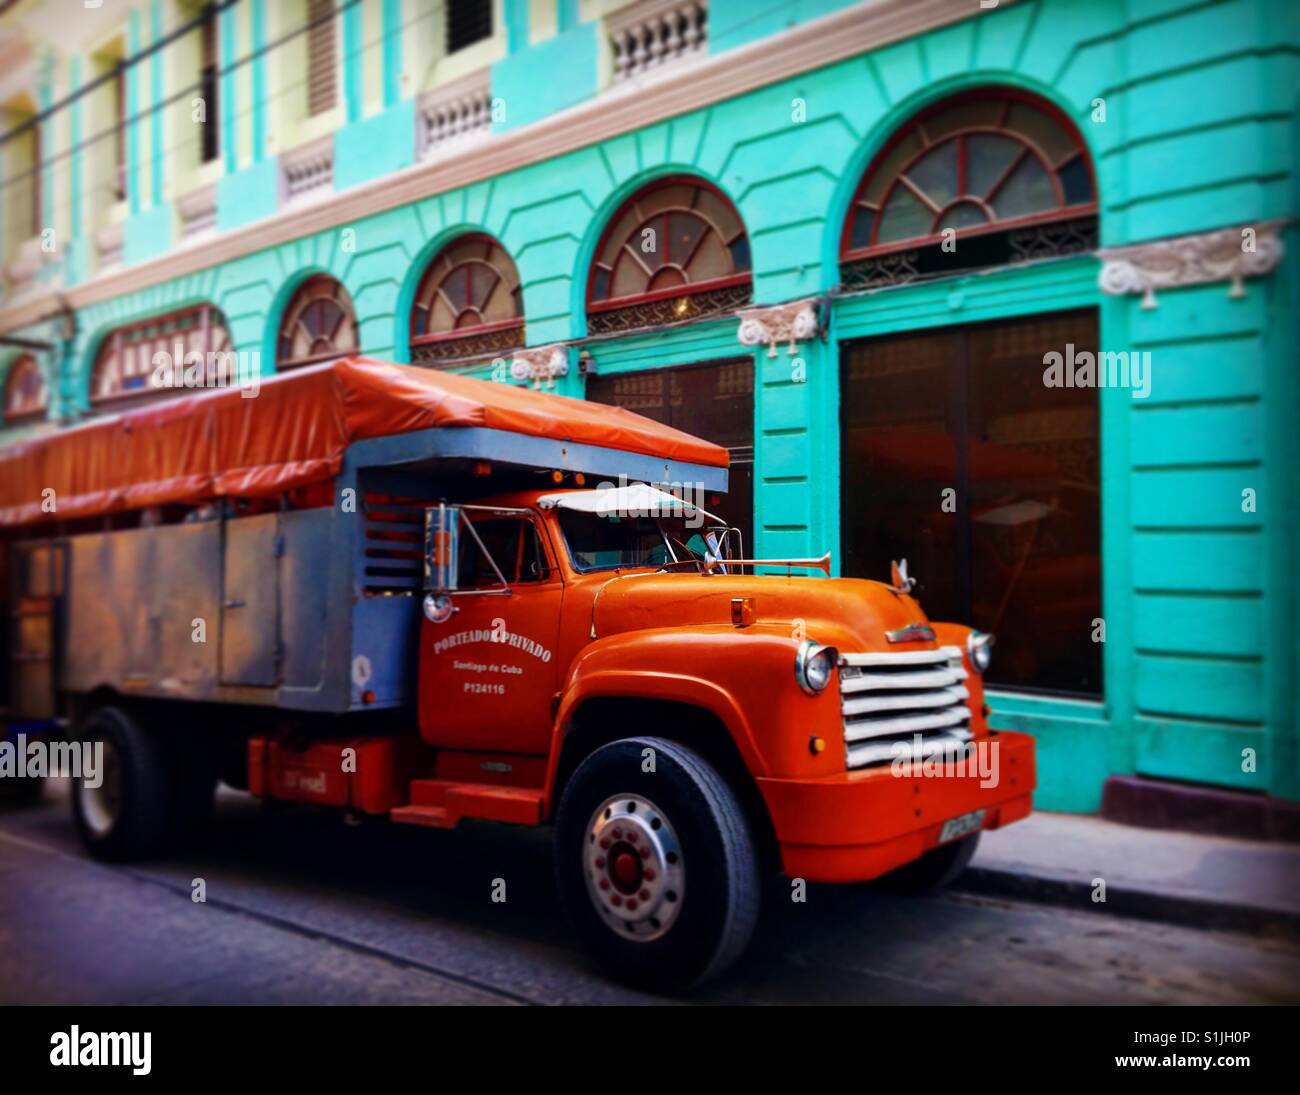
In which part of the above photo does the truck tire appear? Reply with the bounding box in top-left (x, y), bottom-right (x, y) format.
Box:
top-left (71, 706), bottom-right (173, 862)
top-left (554, 737), bottom-right (760, 992)
top-left (876, 832), bottom-right (981, 896)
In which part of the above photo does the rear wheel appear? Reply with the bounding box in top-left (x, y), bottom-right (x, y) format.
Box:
top-left (555, 737), bottom-right (760, 992)
top-left (72, 706), bottom-right (174, 861)
top-left (876, 832), bottom-right (981, 895)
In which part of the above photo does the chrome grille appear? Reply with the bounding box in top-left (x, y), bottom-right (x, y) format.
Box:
top-left (839, 645), bottom-right (972, 770)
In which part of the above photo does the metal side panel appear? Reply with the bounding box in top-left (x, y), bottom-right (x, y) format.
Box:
top-left (64, 522), bottom-right (221, 697)
top-left (220, 514), bottom-right (281, 687)
top-left (350, 595), bottom-right (420, 708)
top-left (278, 508), bottom-right (331, 694)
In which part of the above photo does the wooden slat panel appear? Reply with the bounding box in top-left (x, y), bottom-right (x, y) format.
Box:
top-left (307, 0), bottom-right (337, 117)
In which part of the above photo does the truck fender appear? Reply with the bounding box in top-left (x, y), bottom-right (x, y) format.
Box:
top-left (542, 632), bottom-right (766, 815)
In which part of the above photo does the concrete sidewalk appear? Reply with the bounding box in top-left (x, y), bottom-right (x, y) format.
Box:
top-left (963, 812), bottom-right (1300, 935)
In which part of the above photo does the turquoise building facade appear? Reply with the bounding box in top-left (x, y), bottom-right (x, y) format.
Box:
top-left (1, 0), bottom-right (1297, 813)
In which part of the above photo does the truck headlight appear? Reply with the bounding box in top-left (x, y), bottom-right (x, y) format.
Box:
top-left (967, 630), bottom-right (995, 674)
top-left (795, 641), bottom-right (837, 695)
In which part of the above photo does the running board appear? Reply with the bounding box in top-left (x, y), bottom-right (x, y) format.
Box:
top-left (390, 780), bottom-right (544, 829)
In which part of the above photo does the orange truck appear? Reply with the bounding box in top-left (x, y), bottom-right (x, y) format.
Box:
top-left (0, 358), bottom-right (1034, 989)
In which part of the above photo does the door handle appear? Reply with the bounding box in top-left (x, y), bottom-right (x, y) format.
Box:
top-left (224, 598), bottom-right (246, 609)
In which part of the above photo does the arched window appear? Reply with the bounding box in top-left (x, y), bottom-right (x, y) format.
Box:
top-left (277, 275), bottom-right (357, 369)
top-left (409, 234), bottom-right (524, 366)
top-left (3, 354), bottom-right (47, 424)
top-left (587, 177), bottom-right (752, 334)
top-left (841, 89), bottom-right (1097, 288)
top-left (91, 305), bottom-right (231, 405)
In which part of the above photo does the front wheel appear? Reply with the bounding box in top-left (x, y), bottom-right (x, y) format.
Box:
top-left (554, 737), bottom-right (760, 992)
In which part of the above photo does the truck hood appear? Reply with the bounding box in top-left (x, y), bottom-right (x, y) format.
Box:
top-left (590, 572), bottom-right (940, 655)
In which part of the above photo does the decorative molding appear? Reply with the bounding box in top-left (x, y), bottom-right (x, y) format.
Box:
top-left (0, 0), bottom-right (1010, 334)
top-left (509, 345), bottom-right (569, 389)
top-left (737, 298), bottom-right (821, 358)
top-left (1099, 221), bottom-right (1286, 309)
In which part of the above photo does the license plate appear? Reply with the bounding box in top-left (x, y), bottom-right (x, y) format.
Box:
top-left (938, 809), bottom-right (985, 844)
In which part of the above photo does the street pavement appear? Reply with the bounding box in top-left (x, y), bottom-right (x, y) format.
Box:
top-left (1, 782), bottom-right (1298, 1005)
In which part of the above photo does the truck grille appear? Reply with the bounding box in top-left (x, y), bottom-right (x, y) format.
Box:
top-left (838, 646), bottom-right (972, 770)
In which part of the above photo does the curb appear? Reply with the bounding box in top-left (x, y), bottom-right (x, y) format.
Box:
top-left (957, 865), bottom-right (1300, 939)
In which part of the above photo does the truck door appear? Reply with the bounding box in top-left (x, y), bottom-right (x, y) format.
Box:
top-left (220, 513), bottom-right (280, 687)
top-left (419, 512), bottom-right (562, 755)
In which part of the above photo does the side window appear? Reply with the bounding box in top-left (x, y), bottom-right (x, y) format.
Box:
top-left (458, 518), bottom-right (549, 588)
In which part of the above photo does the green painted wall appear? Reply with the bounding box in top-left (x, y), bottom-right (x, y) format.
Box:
top-left (5, 0), bottom-right (1299, 811)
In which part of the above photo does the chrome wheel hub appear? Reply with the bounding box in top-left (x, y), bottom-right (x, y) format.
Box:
top-left (78, 739), bottom-right (121, 838)
top-left (583, 793), bottom-right (684, 942)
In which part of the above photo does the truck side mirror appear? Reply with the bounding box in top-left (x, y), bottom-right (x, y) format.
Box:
top-left (424, 504), bottom-right (460, 593)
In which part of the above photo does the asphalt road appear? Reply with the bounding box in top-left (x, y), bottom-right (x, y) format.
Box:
top-left (2, 781), bottom-right (1298, 1005)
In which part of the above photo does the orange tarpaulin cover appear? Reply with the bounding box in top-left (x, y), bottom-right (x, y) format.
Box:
top-left (0, 357), bottom-right (728, 528)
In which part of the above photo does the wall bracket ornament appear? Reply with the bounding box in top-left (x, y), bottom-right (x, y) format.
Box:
top-left (737, 298), bottom-right (822, 357)
top-left (1099, 221), bottom-right (1286, 309)
top-left (509, 345), bottom-right (569, 389)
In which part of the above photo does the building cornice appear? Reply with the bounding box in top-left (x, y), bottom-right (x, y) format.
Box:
top-left (0, 0), bottom-right (999, 335)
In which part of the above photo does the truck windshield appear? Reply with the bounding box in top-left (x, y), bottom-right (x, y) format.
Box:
top-left (556, 509), bottom-right (717, 572)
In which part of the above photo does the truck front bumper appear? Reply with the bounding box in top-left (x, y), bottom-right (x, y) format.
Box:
top-left (755, 730), bottom-right (1035, 883)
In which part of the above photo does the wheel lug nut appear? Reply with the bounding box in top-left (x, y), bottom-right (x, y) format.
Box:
top-left (643, 868), bottom-right (655, 881)
top-left (599, 838), bottom-right (610, 849)
top-left (639, 889), bottom-right (650, 901)
top-left (611, 895), bottom-right (623, 907)
top-left (595, 857), bottom-right (605, 869)
top-left (626, 899), bottom-right (638, 911)
top-left (626, 831), bottom-right (637, 843)
top-left (599, 879), bottom-right (609, 891)
top-left (611, 828), bottom-right (622, 839)
top-left (638, 846), bottom-right (650, 858)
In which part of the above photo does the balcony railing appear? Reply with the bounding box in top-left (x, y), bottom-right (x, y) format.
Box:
top-left (96, 224), bottom-right (124, 272)
top-left (281, 135), bottom-right (334, 205)
top-left (177, 183), bottom-right (218, 241)
top-left (2, 238), bottom-right (44, 300)
top-left (609, 0), bottom-right (707, 84)
top-left (417, 69), bottom-right (493, 162)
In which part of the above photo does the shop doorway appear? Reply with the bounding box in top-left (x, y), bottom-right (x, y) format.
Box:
top-left (840, 310), bottom-right (1102, 696)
